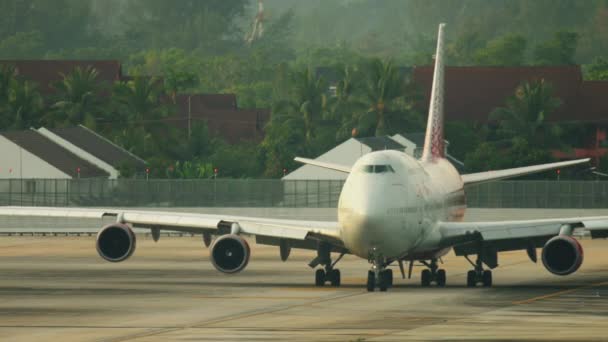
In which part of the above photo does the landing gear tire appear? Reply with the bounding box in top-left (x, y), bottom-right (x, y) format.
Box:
top-left (378, 270), bottom-right (390, 292)
top-left (421, 269), bottom-right (431, 287)
top-left (384, 269), bottom-right (393, 288)
top-left (329, 269), bottom-right (341, 287)
top-left (466, 270), bottom-right (476, 287)
top-left (367, 270), bottom-right (375, 292)
top-left (315, 269), bottom-right (325, 287)
top-left (482, 270), bottom-right (492, 287)
top-left (436, 269), bottom-right (446, 287)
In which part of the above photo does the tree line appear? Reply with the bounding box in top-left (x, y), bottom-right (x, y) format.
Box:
top-left (1, 1), bottom-right (608, 178)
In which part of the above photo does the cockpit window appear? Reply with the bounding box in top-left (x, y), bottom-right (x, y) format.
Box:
top-left (357, 164), bottom-right (395, 174)
top-left (360, 165), bottom-right (374, 173)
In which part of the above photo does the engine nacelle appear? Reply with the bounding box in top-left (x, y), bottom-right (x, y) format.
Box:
top-left (541, 235), bottom-right (584, 276)
top-left (210, 234), bottom-right (250, 274)
top-left (96, 224), bottom-right (136, 262)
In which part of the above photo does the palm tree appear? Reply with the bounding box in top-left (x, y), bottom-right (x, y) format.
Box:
top-left (111, 77), bottom-right (170, 156)
top-left (328, 64), bottom-right (366, 140)
top-left (490, 79), bottom-right (562, 147)
top-left (4, 77), bottom-right (44, 130)
top-left (0, 65), bottom-right (15, 101)
top-left (0, 65), bottom-right (16, 128)
top-left (272, 67), bottom-right (327, 145)
top-left (361, 58), bottom-right (405, 136)
top-left (48, 66), bottom-right (104, 129)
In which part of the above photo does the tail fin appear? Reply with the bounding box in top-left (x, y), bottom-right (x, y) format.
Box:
top-left (421, 23), bottom-right (446, 161)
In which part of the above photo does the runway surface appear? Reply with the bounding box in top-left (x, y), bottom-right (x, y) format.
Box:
top-left (1, 235), bottom-right (607, 341)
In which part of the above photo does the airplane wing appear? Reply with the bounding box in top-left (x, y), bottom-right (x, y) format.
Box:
top-left (294, 157), bottom-right (351, 173)
top-left (438, 216), bottom-right (608, 267)
top-left (0, 206), bottom-right (345, 251)
top-left (461, 158), bottom-right (590, 186)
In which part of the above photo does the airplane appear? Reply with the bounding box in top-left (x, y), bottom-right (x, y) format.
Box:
top-left (1, 23), bottom-right (608, 292)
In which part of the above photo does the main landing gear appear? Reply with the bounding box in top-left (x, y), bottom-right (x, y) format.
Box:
top-left (420, 259), bottom-right (446, 287)
top-left (366, 249), bottom-right (393, 292)
top-left (310, 242), bottom-right (343, 287)
top-left (465, 254), bottom-right (492, 287)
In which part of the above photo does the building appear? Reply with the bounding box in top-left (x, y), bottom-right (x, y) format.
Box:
top-left (38, 125), bottom-right (147, 178)
top-left (171, 93), bottom-right (270, 143)
top-left (0, 60), bottom-right (123, 95)
top-left (0, 60), bottom-right (271, 143)
top-left (283, 134), bottom-right (463, 180)
top-left (412, 65), bottom-right (608, 163)
top-left (0, 126), bottom-right (146, 180)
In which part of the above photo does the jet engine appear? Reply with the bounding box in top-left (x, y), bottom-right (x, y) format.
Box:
top-left (541, 235), bottom-right (583, 275)
top-left (210, 234), bottom-right (250, 274)
top-left (96, 224), bottom-right (136, 262)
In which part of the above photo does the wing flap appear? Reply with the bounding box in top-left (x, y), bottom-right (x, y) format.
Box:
top-left (461, 158), bottom-right (590, 185)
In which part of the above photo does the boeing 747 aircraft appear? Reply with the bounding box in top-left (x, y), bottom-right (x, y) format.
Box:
top-left (2, 24), bottom-right (607, 291)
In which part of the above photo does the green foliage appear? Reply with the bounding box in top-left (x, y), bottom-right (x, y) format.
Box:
top-left (0, 65), bottom-right (44, 129)
top-left (168, 159), bottom-right (214, 179)
top-left (448, 31), bottom-right (485, 65)
top-left (360, 59), bottom-right (409, 136)
top-left (115, 161), bottom-right (137, 179)
top-left (1, 1), bottom-right (607, 178)
top-left (585, 57), bottom-right (608, 80)
top-left (490, 79), bottom-right (563, 147)
top-left (121, 0), bottom-right (248, 52)
top-left (465, 137), bottom-right (554, 174)
top-left (109, 76), bottom-right (174, 158)
top-left (210, 142), bottom-right (263, 178)
top-left (533, 31), bottom-right (580, 65)
top-left (0, 31), bottom-right (44, 59)
top-left (46, 66), bottom-right (105, 129)
top-left (474, 34), bottom-right (527, 66)
top-left (260, 117), bottom-right (307, 178)
top-left (328, 64), bottom-right (366, 141)
top-left (127, 49), bottom-right (200, 95)
top-left (444, 121), bottom-right (486, 160)
top-left (272, 67), bottom-right (328, 145)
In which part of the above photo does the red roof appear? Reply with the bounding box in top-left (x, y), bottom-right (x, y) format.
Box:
top-left (0, 60), bottom-right (123, 94)
top-left (171, 94), bottom-right (269, 143)
top-left (413, 66), bottom-right (585, 122)
top-left (579, 81), bottom-right (608, 122)
top-left (175, 94), bottom-right (237, 111)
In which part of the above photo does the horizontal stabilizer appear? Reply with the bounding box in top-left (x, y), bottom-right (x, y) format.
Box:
top-left (294, 157), bottom-right (351, 173)
top-left (461, 158), bottom-right (590, 186)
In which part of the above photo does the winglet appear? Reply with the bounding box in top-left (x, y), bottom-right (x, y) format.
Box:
top-left (421, 23), bottom-right (447, 161)
top-left (294, 157), bottom-right (351, 173)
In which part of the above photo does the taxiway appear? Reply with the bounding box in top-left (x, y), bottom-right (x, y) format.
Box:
top-left (0, 233), bottom-right (607, 341)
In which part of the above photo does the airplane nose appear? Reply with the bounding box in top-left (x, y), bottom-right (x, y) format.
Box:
top-left (340, 182), bottom-right (387, 257)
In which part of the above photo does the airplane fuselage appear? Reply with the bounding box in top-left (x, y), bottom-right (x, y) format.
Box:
top-left (338, 150), bottom-right (465, 260)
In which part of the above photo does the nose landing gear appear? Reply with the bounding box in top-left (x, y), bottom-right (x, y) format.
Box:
top-left (366, 249), bottom-right (393, 292)
top-left (420, 259), bottom-right (446, 287)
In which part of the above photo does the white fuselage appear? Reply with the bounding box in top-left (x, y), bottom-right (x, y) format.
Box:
top-left (337, 150), bottom-right (465, 260)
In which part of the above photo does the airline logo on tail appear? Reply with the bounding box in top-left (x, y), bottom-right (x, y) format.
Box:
top-left (422, 23), bottom-right (446, 161)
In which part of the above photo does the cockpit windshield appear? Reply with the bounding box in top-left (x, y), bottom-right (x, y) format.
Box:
top-left (356, 164), bottom-right (395, 174)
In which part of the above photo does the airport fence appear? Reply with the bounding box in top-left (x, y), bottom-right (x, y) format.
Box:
top-left (0, 178), bottom-right (345, 208)
top-left (0, 178), bottom-right (608, 208)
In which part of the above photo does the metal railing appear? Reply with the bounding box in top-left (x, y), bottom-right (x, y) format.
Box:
top-left (0, 179), bottom-right (345, 208)
top-left (0, 179), bottom-right (607, 208)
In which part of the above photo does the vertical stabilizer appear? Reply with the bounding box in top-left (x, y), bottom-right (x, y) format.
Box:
top-left (421, 23), bottom-right (446, 161)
